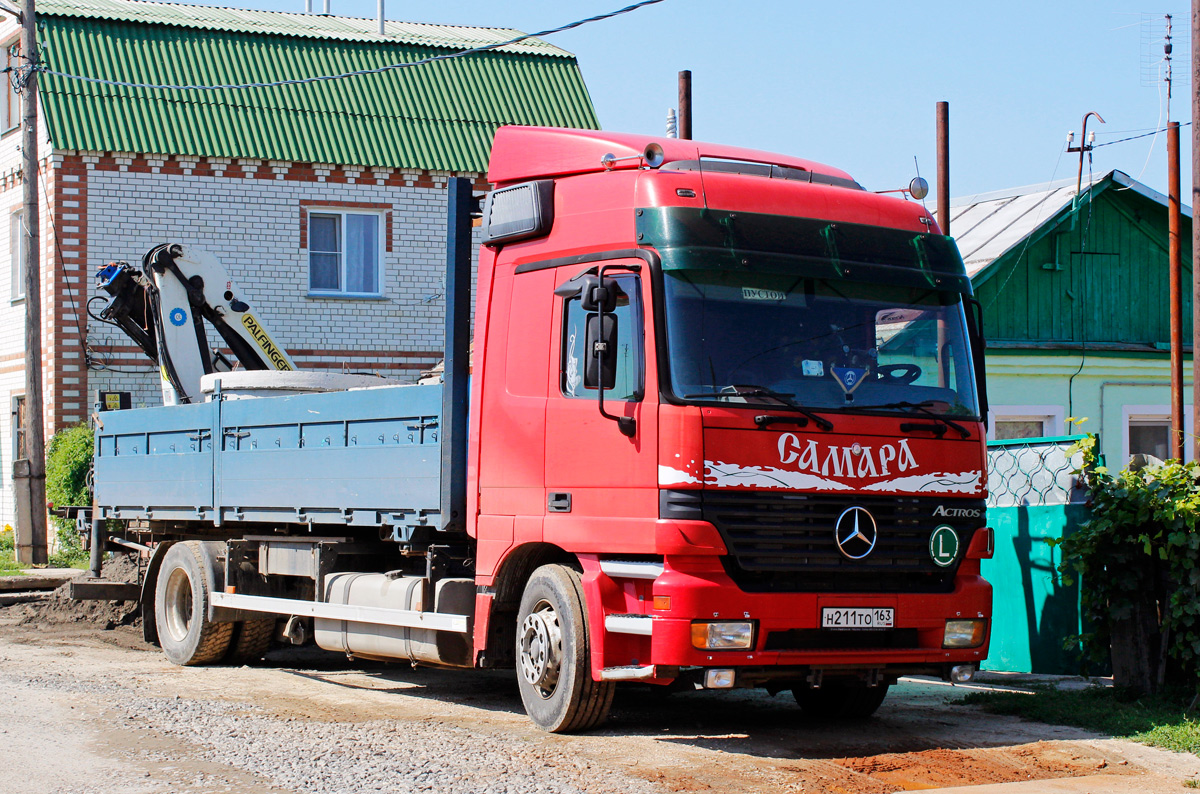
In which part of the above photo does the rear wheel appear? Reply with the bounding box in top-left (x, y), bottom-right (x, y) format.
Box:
top-left (516, 564), bottom-right (614, 733)
top-left (793, 681), bottom-right (890, 720)
top-left (154, 541), bottom-right (233, 665)
top-left (224, 618), bottom-right (275, 664)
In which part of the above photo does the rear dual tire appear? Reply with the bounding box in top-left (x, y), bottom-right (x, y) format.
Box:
top-left (154, 541), bottom-right (234, 665)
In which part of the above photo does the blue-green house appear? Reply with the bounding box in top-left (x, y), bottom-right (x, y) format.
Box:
top-left (941, 171), bottom-right (1192, 674)
top-left (945, 170), bottom-right (1194, 466)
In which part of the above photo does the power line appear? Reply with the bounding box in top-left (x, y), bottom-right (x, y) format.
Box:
top-left (36, 0), bottom-right (667, 92)
top-left (1092, 121), bottom-right (1192, 148)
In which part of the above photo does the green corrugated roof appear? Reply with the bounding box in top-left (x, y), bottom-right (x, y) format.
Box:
top-left (36, 1), bottom-right (599, 171)
top-left (36, 0), bottom-right (574, 56)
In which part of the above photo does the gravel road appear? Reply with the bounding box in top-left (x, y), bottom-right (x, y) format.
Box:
top-left (1, 608), bottom-right (1198, 794)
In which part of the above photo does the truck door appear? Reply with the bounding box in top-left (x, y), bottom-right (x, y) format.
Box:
top-left (543, 263), bottom-right (658, 550)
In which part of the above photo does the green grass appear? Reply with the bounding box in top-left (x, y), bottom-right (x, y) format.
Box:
top-left (960, 685), bottom-right (1200, 754)
top-left (0, 532), bottom-right (23, 575)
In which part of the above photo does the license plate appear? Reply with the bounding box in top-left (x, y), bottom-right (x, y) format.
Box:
top-left (821, 607), bottom-right (894, 629)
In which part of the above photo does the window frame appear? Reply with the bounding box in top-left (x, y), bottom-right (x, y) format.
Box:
top-left (559, 272), bottom-right (645, 402)
top-left (11, 394), bottom-right (24, 463)
top-left (2, 41), bottom-right (20, 136)
top-left (10, 209), bottom-right (24, 302)
top-left (986, 404), bottom-right (1064, 442)
top-left (306, 208), bottom-right (386, 298)
top-left (1121, 404), bottom-right (1192, 463)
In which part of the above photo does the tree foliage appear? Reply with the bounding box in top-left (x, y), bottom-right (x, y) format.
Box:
top-left (1059, 434), bottom-right (1200, 693)
top-left (45, 423), bottom-right (93, 566)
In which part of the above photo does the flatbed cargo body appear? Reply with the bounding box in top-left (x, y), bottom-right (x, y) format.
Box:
top-left (94, 382), bottom-right (442, 532)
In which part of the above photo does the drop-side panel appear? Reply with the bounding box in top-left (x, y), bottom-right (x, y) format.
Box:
top-left (216, 385), bottom-right (442, 524)
top-left (93, 401), bottom-right (216, 520)
top-left (94, 384), bottom-right (443, 527)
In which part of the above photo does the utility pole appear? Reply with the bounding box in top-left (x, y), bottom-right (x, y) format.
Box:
top-left (19, 0), bottom-right (46, 564)
top-left (1193, 0), bottom-right (1200, 461)
top-left (677, 70), bottom-right (691, 140)
top-left (936, 101), bottom-right (949, 236)
top-left (1169, 120), bottom-right (1185, 460)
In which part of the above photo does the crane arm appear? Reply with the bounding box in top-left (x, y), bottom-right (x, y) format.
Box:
top-left (96, 243), bottom-right (296, 405)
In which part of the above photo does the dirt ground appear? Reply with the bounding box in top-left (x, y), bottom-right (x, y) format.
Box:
top-left (1, 591), bottom-right (1198, 794)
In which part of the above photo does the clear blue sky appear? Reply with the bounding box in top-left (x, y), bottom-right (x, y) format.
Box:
top-left (183, 0), bottom-right (1193, 205)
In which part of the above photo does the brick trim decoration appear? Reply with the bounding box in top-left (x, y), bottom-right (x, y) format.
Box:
top-left (45, 152), bottom-right (90, 429)
top-left (63, 151), bottom-right (489, 191)
top-left (298, 200), bottom-right (394, 252)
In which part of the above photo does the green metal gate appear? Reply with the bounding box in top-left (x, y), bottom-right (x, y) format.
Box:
top-left (982, 435), bottom-right (1091, 675)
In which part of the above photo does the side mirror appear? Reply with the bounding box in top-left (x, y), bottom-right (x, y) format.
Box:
top-left (580, 275), bottom-right (618, 313)
top-left (584, 312), bottom-right (617, 390)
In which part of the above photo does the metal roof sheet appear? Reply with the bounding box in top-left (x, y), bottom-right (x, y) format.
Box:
top-left (934, 171), bottom-right (1191, 280)
top-left (35, 0), bottom-right (573, 56)
top-left (36, 8), bottom-right (598, 171)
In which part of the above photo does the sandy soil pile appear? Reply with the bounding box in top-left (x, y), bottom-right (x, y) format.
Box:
top-left (16, 553), bottom-right (142, 630)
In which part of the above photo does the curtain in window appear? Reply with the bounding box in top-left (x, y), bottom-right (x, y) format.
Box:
top-left (309, 214), bottom-right (340, 291)
top-left (345, 214), bottom-right (379, 294)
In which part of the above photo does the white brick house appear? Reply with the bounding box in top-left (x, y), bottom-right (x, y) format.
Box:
top-left (0, 0), bottom-right (598, 530)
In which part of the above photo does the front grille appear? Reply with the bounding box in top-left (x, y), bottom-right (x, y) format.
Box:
top-left (664, 490), bottom-right (981, 593)
top-left (764, 628), bottom-right (920, 651)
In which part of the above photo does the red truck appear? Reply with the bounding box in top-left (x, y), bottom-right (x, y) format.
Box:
top-left (91, 126), bottom-right (992, 733)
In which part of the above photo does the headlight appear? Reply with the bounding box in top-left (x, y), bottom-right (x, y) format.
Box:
top-left (943, 619), bottom-right (987, 648)
top-left (691, 621), bottom-right (754, 650)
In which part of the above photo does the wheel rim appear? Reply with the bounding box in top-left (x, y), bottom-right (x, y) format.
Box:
top-left (163, 566), bottom-right (194, 642)
top-left (519, 599), bottom-right (563, 699)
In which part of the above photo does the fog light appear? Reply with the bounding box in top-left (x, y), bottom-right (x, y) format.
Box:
top-left (950, 664), bottom-right (977, 683)
top-left (943, 619), bottom-right (987, 648)
top-left (704, 668), bottom-right (736, 689)
top-left (691, 621), bottom-right (754, 650)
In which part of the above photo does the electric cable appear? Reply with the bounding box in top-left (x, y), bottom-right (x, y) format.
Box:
top-left (1093, 121), bottom-right (1192, 148)
top-left (36, 0), bottom-right (667, 92)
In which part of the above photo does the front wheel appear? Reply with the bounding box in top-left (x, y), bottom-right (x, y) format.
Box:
top-left (515, 564), bottom-right (614, 733)
top-left (793, 681), bottom-right (890, 720)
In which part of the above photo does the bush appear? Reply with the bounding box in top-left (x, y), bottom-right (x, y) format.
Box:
top-left (1059, 434), bottom-right (1200, 694)
top-left (45, 423), bottom-right (93, 567)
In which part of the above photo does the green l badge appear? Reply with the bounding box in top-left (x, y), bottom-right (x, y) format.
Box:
top-left (929, 525), bottom-right (959, 567)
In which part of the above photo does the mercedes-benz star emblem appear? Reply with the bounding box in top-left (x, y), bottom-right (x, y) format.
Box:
top-left (834, 506), bottom-right (878, 560)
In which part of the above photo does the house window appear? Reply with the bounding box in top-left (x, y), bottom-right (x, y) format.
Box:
top-left (987, 405), bottom-right (1064, 442)
top-left (10, 210), bottom-right (23, 301)
top-left (994, 419), bottom-right (1049, 440)
top-left (1120, 405), bottom-right (1192, 463)
top-left (2, 43), bottom-right (20, 134)
top-left (308, 210), bottom-right (382, 296)
top-left (11, 395), bottom-right (24, 462)
top-left (1128, 419), bottom-right (1170, 461)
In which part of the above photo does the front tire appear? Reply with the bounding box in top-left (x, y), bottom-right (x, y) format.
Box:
top-left (154, 541), bottom-right (233, 665)
top-left (515, 565), bottom-right (614, 733)
top-left (793, 681), bottom-right (890, 720)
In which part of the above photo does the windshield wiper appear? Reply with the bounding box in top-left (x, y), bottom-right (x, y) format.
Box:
top-left (853, 400), bottom-right (971, 439)
top-left (683, 386), bottom-right (834, 431)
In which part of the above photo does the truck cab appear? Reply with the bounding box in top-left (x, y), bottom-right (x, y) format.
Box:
top-left (469, 127), bottom-right (991, 729)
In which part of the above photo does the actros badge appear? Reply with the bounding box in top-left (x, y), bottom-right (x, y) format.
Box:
top-left (834, 506), bottom-right (878, 560)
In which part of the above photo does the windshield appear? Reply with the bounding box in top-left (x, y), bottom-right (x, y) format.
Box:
top-left (663, 270), bottom-right (980, 417)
